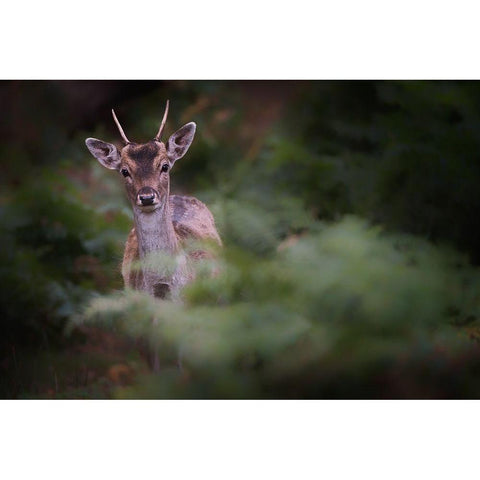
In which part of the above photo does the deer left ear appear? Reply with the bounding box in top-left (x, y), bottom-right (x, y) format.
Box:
top-left (166, 122), bottom-right (196, 163)
top-left (85, 138), bottom-right (121, 170)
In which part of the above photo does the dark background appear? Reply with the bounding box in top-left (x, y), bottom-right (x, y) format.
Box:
top-left (3, 80), bottom-right (480, 398)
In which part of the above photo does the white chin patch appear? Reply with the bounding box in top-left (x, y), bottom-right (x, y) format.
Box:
top-left (137, 204), bottom-right (158, 212)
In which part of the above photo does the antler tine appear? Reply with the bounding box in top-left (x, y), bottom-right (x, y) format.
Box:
top-left (154, 100), bottom-right (170, 141)
top-left (111, 109), bottom-right (130, 144)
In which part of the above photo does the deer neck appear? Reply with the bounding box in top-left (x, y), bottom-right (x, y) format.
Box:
top-left (132, 198), bottom-right (186, 298)
top-left (133, 198), bottom-right (178, 258)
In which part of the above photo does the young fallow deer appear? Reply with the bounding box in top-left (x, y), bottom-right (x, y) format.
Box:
top-left (85, 101), bottom-right (221, 300)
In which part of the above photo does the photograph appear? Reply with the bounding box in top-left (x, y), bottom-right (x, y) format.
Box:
top-left (2, 80), bottom-right (480, 399)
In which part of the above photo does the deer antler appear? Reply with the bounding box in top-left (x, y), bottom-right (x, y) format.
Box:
top-left (154, 100), bottom-right (170, 141)
top-left (111, 109), bottom-right (130, 144)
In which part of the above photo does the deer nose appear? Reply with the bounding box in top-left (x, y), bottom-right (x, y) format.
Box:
top-left (137, 187), bottom-right (158, 206)
top-left (140, 194), bottom-right (155, 205)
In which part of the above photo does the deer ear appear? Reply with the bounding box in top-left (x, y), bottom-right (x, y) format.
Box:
top-left (166, 122), bottom-right (196, 163)
top-left (85, 138), bottom-right (121, 170)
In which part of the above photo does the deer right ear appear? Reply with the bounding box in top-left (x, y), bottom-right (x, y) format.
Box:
top-left (85, 138), bottom-right (121, 170)
top-left (166, 122), bottom-right (196, 163)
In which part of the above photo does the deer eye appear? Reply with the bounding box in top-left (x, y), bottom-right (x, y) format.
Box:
top-left (121, 168), bottom-right (130, 178)
top-left (161, 164), bottom-right (169, 173)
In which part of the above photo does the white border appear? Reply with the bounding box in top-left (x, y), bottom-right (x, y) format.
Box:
top-left (2, 1), bottom-right (480, 79)
top-left (1, 400), bottom-right (478, 479)
top-left (2, 2), bottom-right (479, 477)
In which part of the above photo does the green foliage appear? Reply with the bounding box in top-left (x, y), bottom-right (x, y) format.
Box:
top-left (0, 167), bottom-right (129, 349)
top-left (76, 216), bottom-right (480, 398)
top-left (283, 81), bottom-right (480, 260)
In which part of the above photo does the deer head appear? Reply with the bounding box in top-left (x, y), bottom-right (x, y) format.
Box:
top-left (85, 101), bottom-right (196, 213)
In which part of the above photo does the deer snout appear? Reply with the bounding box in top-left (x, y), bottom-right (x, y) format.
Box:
top-left (137, 187), bottom-right (159, 207)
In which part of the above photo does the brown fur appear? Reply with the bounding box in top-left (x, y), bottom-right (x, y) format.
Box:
top-left (121, 195), bottom-right (221, 289)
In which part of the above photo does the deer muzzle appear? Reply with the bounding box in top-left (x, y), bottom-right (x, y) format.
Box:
top-left (137, 187), bottom-right (159, 208)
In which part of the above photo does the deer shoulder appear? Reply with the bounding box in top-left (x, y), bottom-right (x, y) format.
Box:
top-left (170, 195), bottom-right (222, 247)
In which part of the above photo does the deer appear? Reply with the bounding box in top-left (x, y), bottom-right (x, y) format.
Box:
top-left (85, 101), bottom-right (222, 301)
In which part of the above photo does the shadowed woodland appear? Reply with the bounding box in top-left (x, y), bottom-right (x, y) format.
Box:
top-left (3, 80), bottom-right (480, 398)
